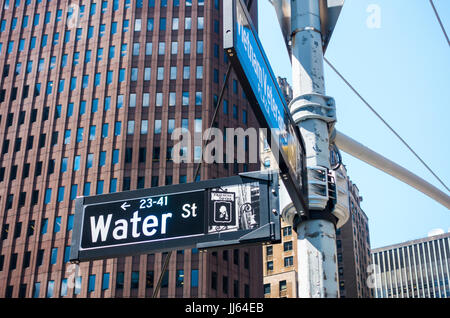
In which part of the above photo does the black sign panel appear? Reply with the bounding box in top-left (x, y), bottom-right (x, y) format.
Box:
top-left (81, 191), bottom-right (205, 251)
top-left (70, 172), bottom-right (281, 262)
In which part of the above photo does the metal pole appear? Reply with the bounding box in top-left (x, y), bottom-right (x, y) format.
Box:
top-left (286, 0), bottom-right (339, 298)
top-left (152, 251), bottom-right (172, 298)
top-left (334, 130), bottom-right (450, 209)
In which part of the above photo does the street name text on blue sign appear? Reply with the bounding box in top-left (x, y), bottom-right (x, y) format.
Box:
top-left (235, 7), bottom-right (287, 136)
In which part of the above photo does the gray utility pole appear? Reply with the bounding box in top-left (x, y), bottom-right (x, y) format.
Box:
top-left (287, 0), bottom-right (340, 298)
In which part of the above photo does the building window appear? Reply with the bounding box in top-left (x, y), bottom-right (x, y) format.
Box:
top-left (57, 187), bottom-right (65, 202)
top-left (135, 19), bottom-right (142, 32)
top-left (233, 249), bottom-right (239, 265)
top-left (102, 273), bottom-right (110, 290)
top-left (264, 284), bottom-right (271, 295)
top-left (146, 271), bottom-right (154, 289)
top-left (279, 280), bottom-right (287, 292)
top-left (44, 189), bottom-right (52, 205)
top-left (284, 256), bottom-right (294, 267)
top-left (196, 66), bottom-right (203, 79)
top-left (64, 246), bottom-right (71, 263)
top-left (210, 272), bottom-right (218, 290)
top-left (54, 217), bottom-right (61, 233)
top-left (184, 41), bottom-right (191, 54)
top-left (160, 17), bottom-right (166, 30)
top-left (222, 276), bottom-right (229, 294)
top-left (131, 272), bottom-right (139, 289)
top-left (233, 280), bottom-right (239, 298)
top-left (116, 272), bottom-right (124, 290)
top-left (176, 270), bottom-right (184, 288)
top-left (282, 226), bottom-right (292, 237)
top-left (33, 283), bottom-right (40, 298)
top-left (60, 279), bottom-right (68, 297)
top-left (283, 241), bottom-right (293, 252)
top-left (74, 277), bottom-right (82, 295)
top-left (185, 17), bottom-right (192, 30)
top-left (50, 248), bottom-right (58, 265)
top-left (147, 18), bottom-right (154, 31)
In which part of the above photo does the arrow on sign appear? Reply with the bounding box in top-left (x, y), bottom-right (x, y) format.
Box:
top-left (121, 202), bottom-right (131, 211)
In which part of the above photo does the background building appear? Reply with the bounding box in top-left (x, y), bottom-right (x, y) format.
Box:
top-left (0, 0), bottom-right (263, 298)
top-left (262, 221), bottom-right (297, 298)
top-left (262, 166), bottom-right (372, 298)
top-left (336, 165), bottom-right (372, 298)
top-left (371, 232), bottom-right (450, 298)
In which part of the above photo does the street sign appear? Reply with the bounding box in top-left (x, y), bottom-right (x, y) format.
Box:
top-left (70, 172), bottom-right (281, 262)
top-left (223, 0), bottom-right (308, 218)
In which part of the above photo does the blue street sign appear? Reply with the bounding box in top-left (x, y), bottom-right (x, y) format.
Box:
top-left (234, 0), bottom-right (287, 142)
top-left (224, 0), bottom-right (308, 218)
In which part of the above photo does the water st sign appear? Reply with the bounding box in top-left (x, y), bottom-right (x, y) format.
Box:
top-left (70, 172), bottom-right (281, 262)
top-left (223, 0), bottom-right (308, 218)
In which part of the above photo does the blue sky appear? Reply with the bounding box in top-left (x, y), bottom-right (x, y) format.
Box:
top-left (258, 0), bottom-right (450, 248)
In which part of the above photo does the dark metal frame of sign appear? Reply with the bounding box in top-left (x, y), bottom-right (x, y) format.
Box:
top-left (223, 0), bottom-right (309, 219)
top-left (70, 171), bottom-right (281, 262)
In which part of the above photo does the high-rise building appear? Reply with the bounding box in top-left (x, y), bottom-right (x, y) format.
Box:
top-left (0, 0), bottom-right (262, 298)
top-left (371, 232), bottom-right (450, 298)
top-left (336, 166), bottom-right (372, 298)
top-left (262, 220), bottom-right (297, 298)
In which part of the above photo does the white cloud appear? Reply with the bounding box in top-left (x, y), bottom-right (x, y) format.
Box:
top-left (428, 228), bottom-right (444, 237)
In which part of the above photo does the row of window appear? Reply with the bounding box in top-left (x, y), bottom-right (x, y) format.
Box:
top-left (0, 119), bottom-right (202, 167)
top-left (3, 0), bottom-right (134, 15)
top-left (1, 38), bottom-right (206, 77)
top-left (3, 0), bottom-right (210, 11)
top-left (2, 172), bottom-right (195, 214)
top-left (2, 158), bottom-right (250, 214)
top-left (134, 16), bottom-right (205, 33)
top-left (25, 265), bottom-right (246, 298)
top-left (1, 66), bottom-right (205, 100)
top-left (1, 215), bottom-right (73, 243)
top-left (3, 267), bottom-right (200, 298)
top-left (0, 80), bottom-right (227, 114)
top-left (0, 94), bottom-right (245, 128)
top-left (264, 281), bottom-right (287, 296)
top-left (2, 14), bottom-right (205, 37)
top-left (0, 89), bottom-right (204, 121)
top-left (266, 256), bottom-right (294, 271)
top-left (210, 249), bottom-right (250, 268)
top-left (0, 25), bottom-right (131, 56)
top-left (265, 241), bottom-right (293, 257)
top-left (0, 25), bottom-right (226, 76)
top-left (0, 245), bottom-right (72, 273)
top-left (210, 271), bottom-right (250, 297)
top-left (0, 10), bottom-right (213, 58)
top-left (3, 267), bottom-right (209, 298)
